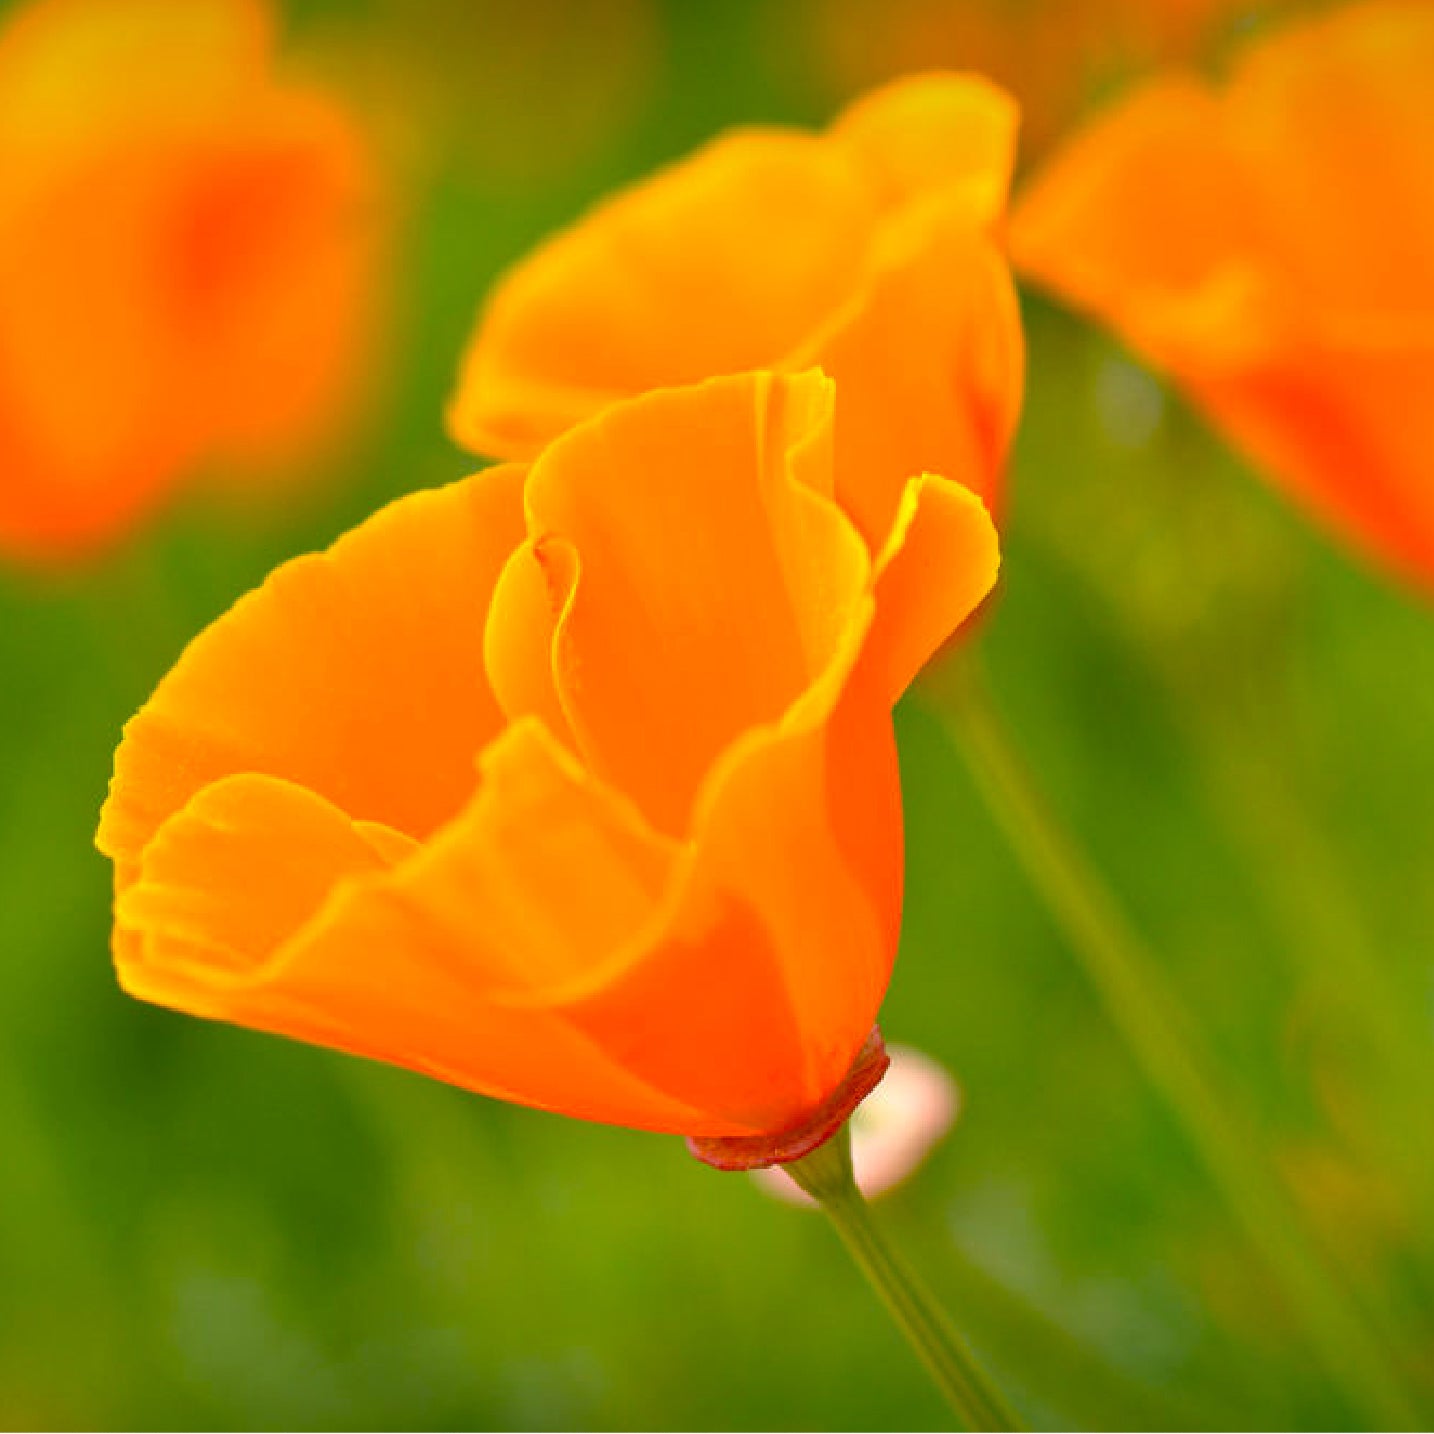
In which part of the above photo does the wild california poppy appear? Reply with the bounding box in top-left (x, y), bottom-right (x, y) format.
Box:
top-left (1011, 0), bottom-right (1434, 594)
top-left (97, 370), bottom-right (999, 1156)
top-left (448, 72), bottom-right (1023, 554)
top-left (0, 0), bottom-right (381, 566)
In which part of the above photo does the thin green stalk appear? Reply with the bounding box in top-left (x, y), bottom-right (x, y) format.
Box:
top-left (924, 660), bottom-right (1420, 1429)
top-left (1191, 697), bottom-right (1434, 1247)
top-left (787, 1128), bottom-right (1023, 1432)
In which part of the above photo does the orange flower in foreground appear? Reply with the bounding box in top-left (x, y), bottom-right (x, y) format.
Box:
top-left (1012, 0), bottom-right (1434, 594)
top-left (0, 0), bottom-right (382, 565)
top-left (448, 73), bottom-right (1023, 556)
top-left (97, 371), bottom-right (998, 1152)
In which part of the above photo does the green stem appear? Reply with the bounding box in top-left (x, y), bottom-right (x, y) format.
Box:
top-left (1192, 696), bottom-right (1434, 1247)
top-left (925, 660), bottom-right (1420, 1430)
top-left (787, 1128), bottom-right (1023, 1431)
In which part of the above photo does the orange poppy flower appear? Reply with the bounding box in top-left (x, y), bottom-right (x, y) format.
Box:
top-left (97, 370), bottom-right (999, 1152)
top-left (0, 0), bottom-right (381, 566)
top-left (448, 73), bottom-right (1023, 556)
top-left (1011, 0), bottom-right (1434, 594)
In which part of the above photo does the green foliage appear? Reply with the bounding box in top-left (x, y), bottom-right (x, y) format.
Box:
top-left (0, 1), bottom-right (1430, 1427)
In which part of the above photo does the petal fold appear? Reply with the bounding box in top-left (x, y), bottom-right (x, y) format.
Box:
top-left (491, 370), bottom-right (872, 837)
top-left (99, 463), bottom-right (527, 876)
top-left (119, 719), bottom-right (719, 1134)
top-left (447, 130), bottom-right (875, 461)
top-left (802, 204), bottom-right (1022, 547)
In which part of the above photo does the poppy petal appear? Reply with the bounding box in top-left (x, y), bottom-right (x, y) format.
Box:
top-left (1227, 1), bottom-right (1434, 309)
top-left (803, 204), bottom-right (1022, 548)
top-left (867, 471), bottom-right (1000, 705)
top-left (447, 130), bottom-right (876, 460)
top-left (118, 720), bottom-right (727, 1133)
top-left (1185, 318), bottom-right (1434, 591)
top-left (116, 772), bottom-right (404, 990)
top-left (499, 370), bottom-right (871, 837)
top-left (830, 71), bottom-right (1019, 223)
top-left (98, 462), bottom-right (528, 877)
top-left (548, 590), bottom-right (901, 1134)
top-left (1010, 78), bottom-right (1257, 327)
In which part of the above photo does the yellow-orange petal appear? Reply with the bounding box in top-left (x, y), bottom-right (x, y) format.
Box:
top-left (1186, 317), bottom-right (1434, 592)
top-left (447, 129), bottom-right (876, 461)
top-left (98, 463), bottom-right (527, 878)
top-left (114, 735), bottom-right (721, 1133)
top-left (866, 472), bottom-right (1000, 705)
top-left (554, 687), bottom-right (897, 1131)
top-left (1010, 77), bottom-right (1256, 320)
top-left (541, 515), bottom-right (907, 1133)
top-left (829, 71), bottom-right (1019, 224)
top-left (801, 202), bottom-right (1022, 549)
top-left (116, 772), bottom-right (405, 986)
top-left (483, 535), bottom-right (578, 749)
top-left (486, 370), bottom-right (872, 838)
top-left (1225, 1), bottom-right (1434, 311)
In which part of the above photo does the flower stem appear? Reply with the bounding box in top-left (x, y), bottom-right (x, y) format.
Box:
top-left (786, 1128), bottom-right (1023, 1431)
top-left (926, 659), bottom-right (1421, 1429)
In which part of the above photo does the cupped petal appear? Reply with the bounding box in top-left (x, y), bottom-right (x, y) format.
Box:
top-left (483, 535), bottom-right (578, 749)
top-left (866, 472), bottom-right (1001, 705)
top-left (829, 71), bottom-right (1019, 225)
top-left (487, 370), bottom-right (872, 838)
top-left (1188, 317), bottom-right (1434, 592)
top-left (98, 462), bottom-right (528, 878)
top-left (1010, 77), bottom-right (1259, 325)
top-left (802, 201), bottom-right (1022, 549)
top-left (116, 773), bottom-right (408, 991)
top-left (114, 731), bottom-right (723, 1133)
top-left (1226, 0), bottom-right (1434, 309)
top-left (447, 129), bottom-right (877, 461)
top-left (545, 589), bottom-right (903, 1135)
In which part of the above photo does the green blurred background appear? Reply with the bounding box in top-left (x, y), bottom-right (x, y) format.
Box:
top-left (1, 0), bottom-right (1431, 1427)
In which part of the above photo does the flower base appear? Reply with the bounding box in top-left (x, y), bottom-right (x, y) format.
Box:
top-left (686, 1027), bottom-right (891, 1171)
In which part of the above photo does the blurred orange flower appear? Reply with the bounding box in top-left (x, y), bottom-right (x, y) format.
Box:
top-left (1012, 0), bottom-right (1434, 594)
top-left (97, 370), bottom-right (999, 1147)
top-left (0, 0), bottom-right (383, 566)
top-left (449, 73), bottom-right (1023, 553)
